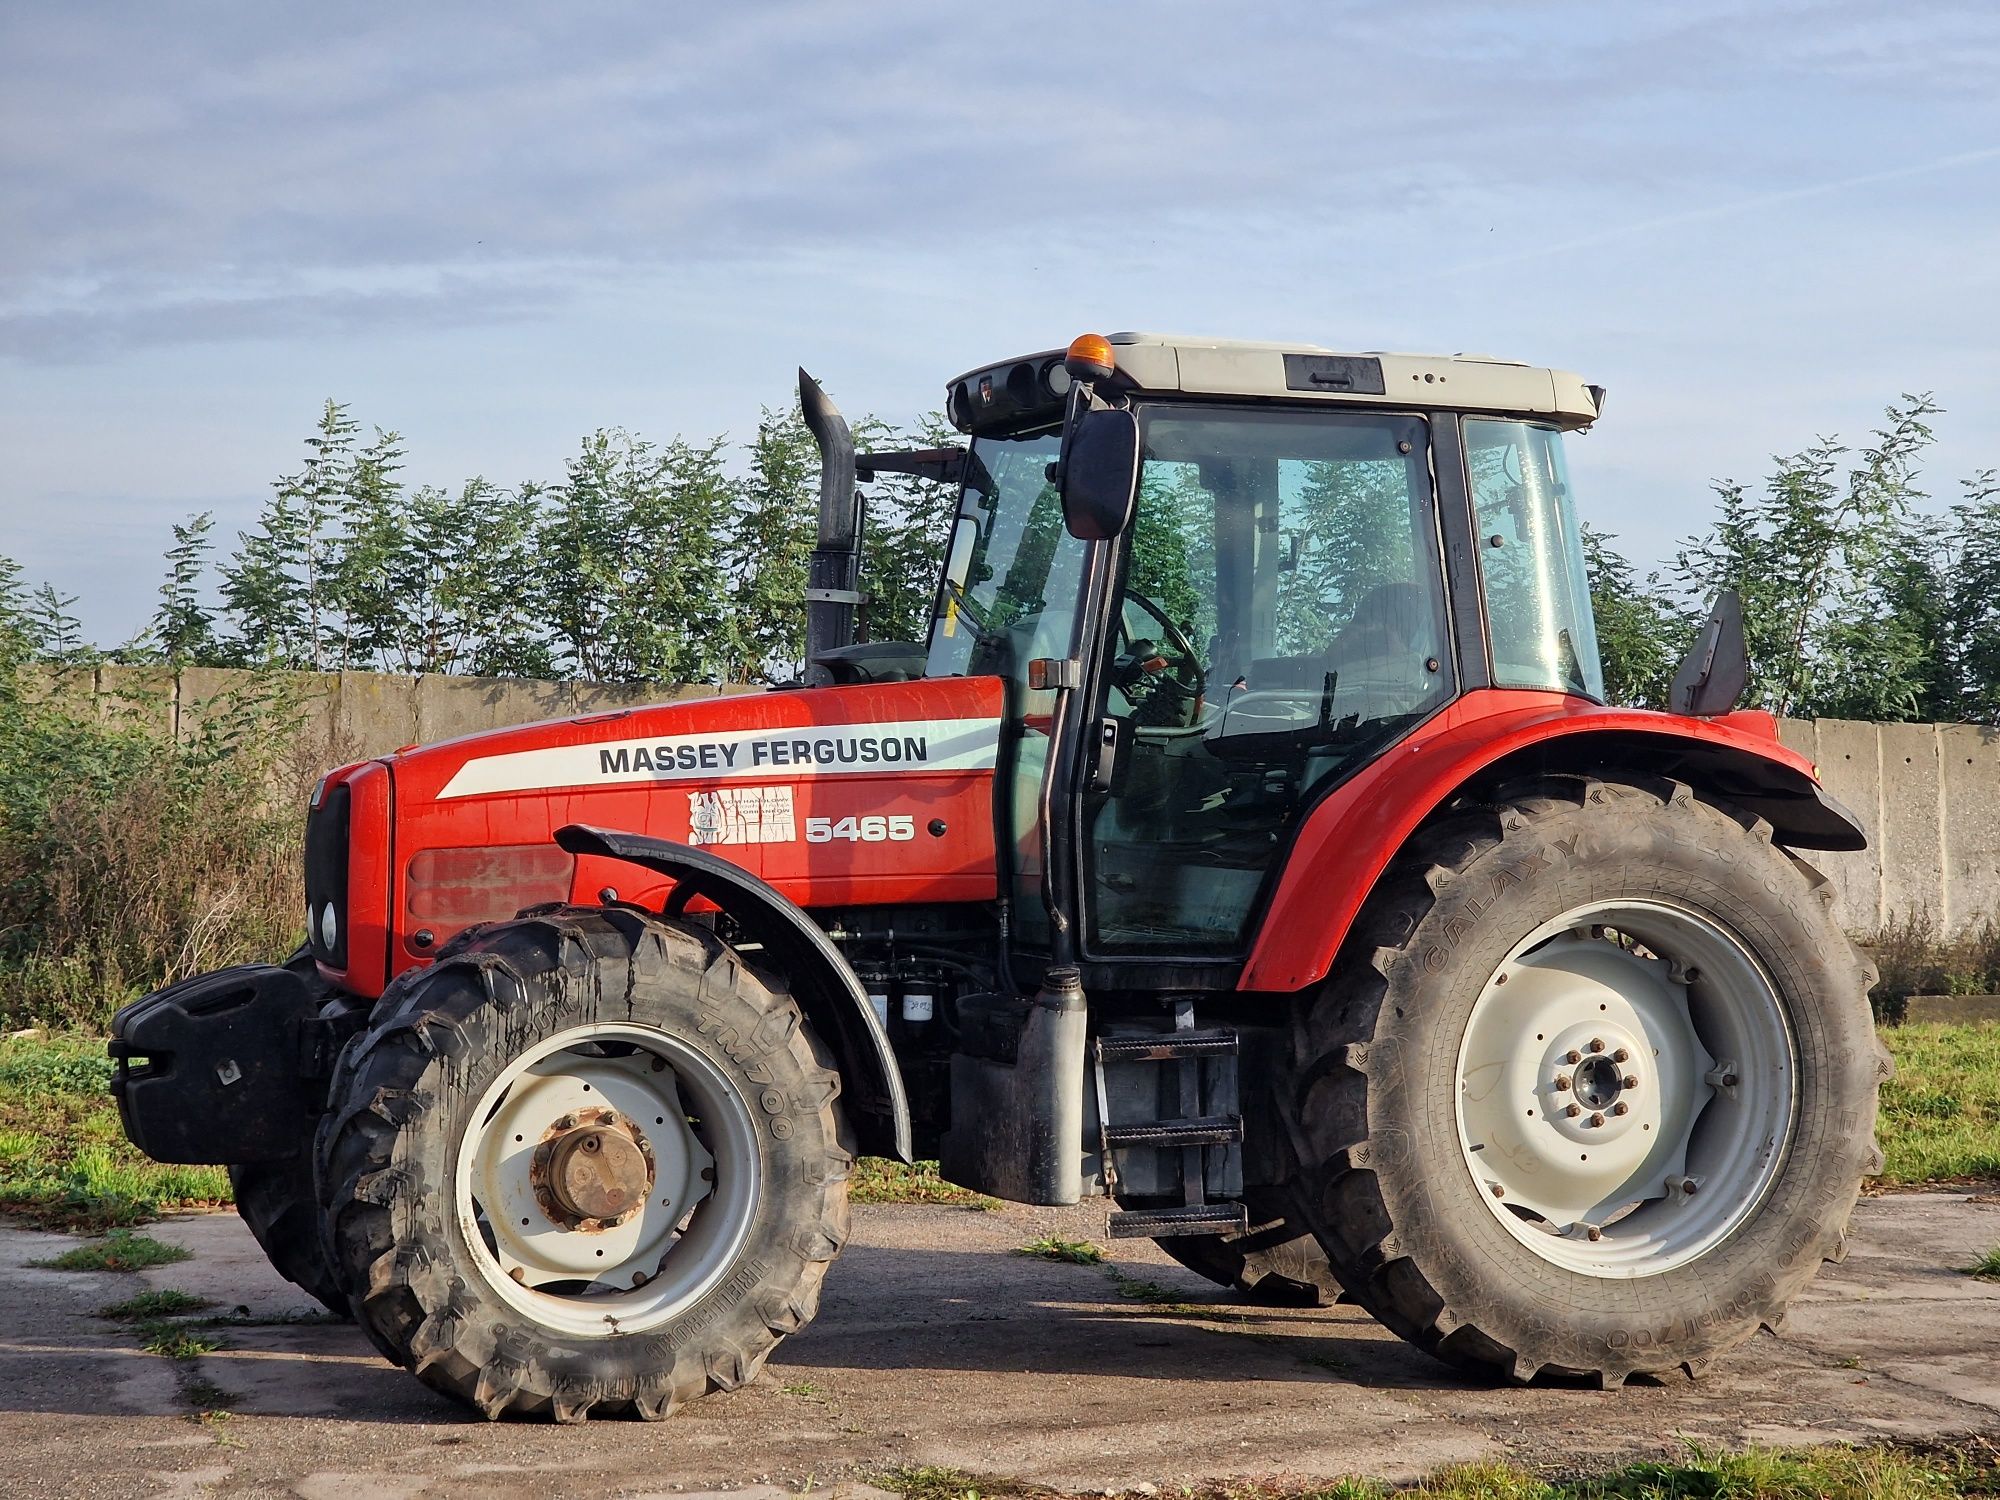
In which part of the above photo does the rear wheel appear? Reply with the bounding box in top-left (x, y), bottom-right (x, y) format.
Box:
top-left (1149, 1189), bottom-right (1339, 1305)
top-left (1286, 775), bottom-right (1886, 1384)
top-left (316, 906), bottom-right (852, 1421)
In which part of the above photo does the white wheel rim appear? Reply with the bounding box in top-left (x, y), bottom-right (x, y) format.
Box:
top-left (1454, 898), bottom-right (1797, 1278)
top-left (453, 1022), bottom-right (760, 1337)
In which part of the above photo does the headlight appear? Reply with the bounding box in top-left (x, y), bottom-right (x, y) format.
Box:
top-left (320, 901), bottom-right (339, 952)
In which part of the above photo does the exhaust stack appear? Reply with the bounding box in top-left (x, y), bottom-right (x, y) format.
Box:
top-left (799, 368), bottom-right (860, 685)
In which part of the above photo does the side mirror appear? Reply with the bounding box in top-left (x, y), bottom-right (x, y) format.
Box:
top-left (1060, 407), bottom-right (1140, 541)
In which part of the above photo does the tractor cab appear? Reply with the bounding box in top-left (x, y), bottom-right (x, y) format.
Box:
top-left (879, 334), bottom-right (1609, 967)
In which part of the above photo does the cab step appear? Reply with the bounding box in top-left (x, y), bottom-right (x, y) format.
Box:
top-left (1102, 1115), bottom-right (1243, 1149)
top-left (1094, 1028), bottom-right (1237, 1062)
top-left (1108, 1202), bottom-right (1249, 1240)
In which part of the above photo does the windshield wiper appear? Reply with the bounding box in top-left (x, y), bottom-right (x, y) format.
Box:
top-left (940, 577), bottom-right (1006, 649)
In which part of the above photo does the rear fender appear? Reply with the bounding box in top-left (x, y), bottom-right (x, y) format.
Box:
top-left (1238, 699), bottom-right (1867, 993)
top-left (556, 823), bottom-right (912, 1162)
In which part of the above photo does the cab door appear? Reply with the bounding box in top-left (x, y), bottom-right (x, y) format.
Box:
top-left (1082, 404), bottom-right (1454, 958)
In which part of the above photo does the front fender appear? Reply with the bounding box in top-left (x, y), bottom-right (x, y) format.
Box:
top-left (1238, 692), bottom-right (1867, 993)
top-left (555, 823), bottom-right (912, 1161)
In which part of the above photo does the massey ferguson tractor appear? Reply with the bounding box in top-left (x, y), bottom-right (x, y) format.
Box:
top-left (110, 333), bottom-right (1886, 1422)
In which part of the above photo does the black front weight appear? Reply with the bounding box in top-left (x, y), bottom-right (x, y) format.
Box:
top-left (109, 964), bottom-right (323, 1164)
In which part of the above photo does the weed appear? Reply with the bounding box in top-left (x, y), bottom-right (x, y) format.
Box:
top-left (1968, 1246), bottom-right (2000, 1282)
top-left (1014, 1235), bottom-right (1106, 1265)
top-left (780, 1380), bottom-right (828, 1401)
top-left (139, 1320), bottom-right (225, 1359)
top-left (851, 1158), bottom-right (999, 1209)
top-left (876, 1465), bottom-right (1040, 1500)
top-left (1106, 1272), bottom-right (1196, 1312)
top-left (99, 1289), bottom-right (212, 1320)
top-left (33, 1229), bottom-right (191, 1271)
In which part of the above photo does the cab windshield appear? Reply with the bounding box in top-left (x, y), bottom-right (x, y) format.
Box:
top-left (1465, 419), bottom-right (1604, 700)
top-left (923, 427), bottom-right (1087, 686)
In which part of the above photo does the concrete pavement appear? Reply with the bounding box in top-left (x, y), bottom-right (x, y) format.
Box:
top-left (0, 1190), bottom-right (1995, 1498)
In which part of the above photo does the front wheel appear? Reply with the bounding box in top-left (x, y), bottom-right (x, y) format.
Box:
top-left (316, 907), bottom-right (853, 1421)
top-left (1287, 775), bottom-right (1887, 1385)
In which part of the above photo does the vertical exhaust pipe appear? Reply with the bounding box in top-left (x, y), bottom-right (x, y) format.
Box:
top-left (799, 368), bottom-right (860, 685)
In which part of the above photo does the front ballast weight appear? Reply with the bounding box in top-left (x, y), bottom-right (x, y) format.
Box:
top-left (111, 963), bottom-right (329, 1164)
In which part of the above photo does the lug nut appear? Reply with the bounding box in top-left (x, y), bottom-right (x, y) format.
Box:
top-left (1622, 1075), bottom-right (1639, 1090)
top-left (1588, 1037), bottom-right (1605, 1053)
top-left (1722, 1073), bottom-right (1739, 1088)
top-left (1612, 1048), bottom-right (1630, 1063)
top-left (1565, 1049), bottom-right (1583, 1065)
top-left (1586, 1226), bottom-right (1603, 1242)
top-left (1589, 1112), bottom-right (1605, 1128)
top-left (1554, 1073), bottom-right (1573, 1091)
top-left (1565, 1103), bottom-right (1582, 1118)
top-left (1681, 1177), bottom-right (1699, 1195)
top-left (1612, 1101), bottom-right (1630, 1116)
top-left (1490, 1183), bottom-right (1505, 1198)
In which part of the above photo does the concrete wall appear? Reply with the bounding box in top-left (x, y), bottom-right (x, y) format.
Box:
top-left (35, 664), bottom-right (750, 763)
top-left (27, 669), bottom-right (2000, 937)
top-left (1778, 717), bottom-right (2000, 935)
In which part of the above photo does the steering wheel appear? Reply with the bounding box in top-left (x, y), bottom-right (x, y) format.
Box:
top-left (1110, 592), bottom-right (1205, 726)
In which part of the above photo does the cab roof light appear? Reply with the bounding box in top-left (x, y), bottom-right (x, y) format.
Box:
top-left (1064, 332), bottom-right (1116, 383)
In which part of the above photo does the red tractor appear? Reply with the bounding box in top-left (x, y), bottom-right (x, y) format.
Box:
top-left (111, 333), bottom-right (1885, 1421)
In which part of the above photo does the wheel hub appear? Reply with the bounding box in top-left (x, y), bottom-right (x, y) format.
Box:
top-left (536, 1109), bottom-right (654, 1229)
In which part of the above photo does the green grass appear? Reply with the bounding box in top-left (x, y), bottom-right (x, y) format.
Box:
top-left (32, 1229), bottom-right (191, 1271)
top-left (851, 1156), bottom-right (1000, 1209)
top-left (0, 1022), bottom-right (1988, 1241)
top-left (1014, 1235), bottom-right (1106, 1265)
top-left (876, 1442), bottom-right (2000, 1498)
top-left (98, 1288), bottom-right (212, 1320)
top-left (1105, 1271), bottom-right (1196, 1311)
top-left (1877, 1024), bottom-right (2000, 1185)
top-left (0, 1032), bottom-right (231, 1230)
top-left (138, 1320), bottom-right (224, 1359)
top-left (1969, 1247), bottom-right (2000, 1282)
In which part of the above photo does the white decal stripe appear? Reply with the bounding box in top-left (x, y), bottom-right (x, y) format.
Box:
top-left (437, 716), bottom-right (1003, 800)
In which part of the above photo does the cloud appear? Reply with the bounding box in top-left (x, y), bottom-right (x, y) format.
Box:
top-left (6, 1), bottom-right (1994, 360)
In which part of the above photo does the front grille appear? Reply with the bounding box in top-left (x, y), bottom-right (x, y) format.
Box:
top-left (304, 782), bottom-right (351, 968)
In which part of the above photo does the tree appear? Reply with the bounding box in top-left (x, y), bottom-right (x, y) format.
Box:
top-left (1943, 469), bottom-right (2000, 723)
top-left (726, 407), bottom-right (818, 682)
top-left (1672, 395), bottom-right (1944, 720)
top-left (221, 400), bottom-right (358, 668)
top-left (27, 584), bottom-right (93, 665)
top-left (150, 513), bottom-right (220, 667)
top-left (854, 413), bottom-right (957, 648)
top-left (537, 430), bottom-right (731, 683)
top-left (1581, 527), bottom-right (1680, 709)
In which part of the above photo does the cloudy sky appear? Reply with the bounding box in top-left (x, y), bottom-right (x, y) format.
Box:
top-left (3, 1), bottom-right (1997, 643)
